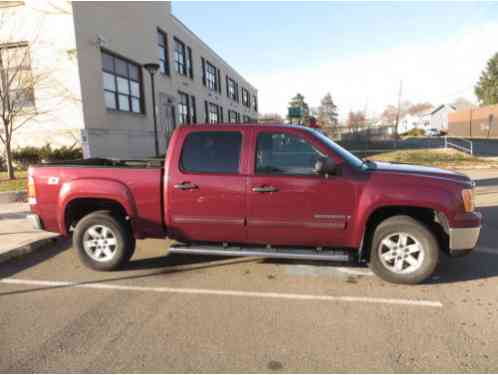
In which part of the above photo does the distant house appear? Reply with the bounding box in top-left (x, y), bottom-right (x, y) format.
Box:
top-left (429, 104), bottom-right (456, 133)
top-left (399, 112), bottom-right (431, 133)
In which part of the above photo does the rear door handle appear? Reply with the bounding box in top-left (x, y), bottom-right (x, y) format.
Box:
top-left (174, 182), bottom-right (198, 190)
top-left (252, 186), bottom-right (278, 193)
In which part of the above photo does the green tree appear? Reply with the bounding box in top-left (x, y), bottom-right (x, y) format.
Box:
top-left (475, 52), bottom-right (498, 106)
top-left (317, 93), bottom-right (338, 131)
top-left (287, 93), bottom-right (310, 126)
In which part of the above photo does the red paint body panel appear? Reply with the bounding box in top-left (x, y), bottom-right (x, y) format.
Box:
top-left (29, 166), bottom-right (163, 239)
top-left (29, 124), bottom-right (480, 251)
top-left (245, 127), bottom-right (356, 246)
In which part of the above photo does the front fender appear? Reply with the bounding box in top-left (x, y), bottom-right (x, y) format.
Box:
top-left (57, 178), bottom-right (139, 235)
top-left (351, 182), bottom-right (456, 248)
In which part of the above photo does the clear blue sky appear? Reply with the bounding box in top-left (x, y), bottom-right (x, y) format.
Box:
top-left (173, 2), bottom-right (497, 75)
top-left (172, 2), bottom-right (498, 115)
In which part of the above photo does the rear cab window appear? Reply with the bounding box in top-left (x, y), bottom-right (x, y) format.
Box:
top-left (180, 131), bottom-right (242, 174)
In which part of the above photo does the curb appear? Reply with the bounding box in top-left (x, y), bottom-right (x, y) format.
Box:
top-left (0, 236), bottom-right (61, 264)
top-left (0, 191), bottom-right (27, 204)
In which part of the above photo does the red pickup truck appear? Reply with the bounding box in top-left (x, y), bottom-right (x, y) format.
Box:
top-left (27, 124), bottom-right (481, 284)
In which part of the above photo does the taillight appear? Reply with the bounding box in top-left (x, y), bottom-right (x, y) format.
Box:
top-left (27, 175), bottom-right (37, 205)
top-left (461, 188), bottom-right (475, 212)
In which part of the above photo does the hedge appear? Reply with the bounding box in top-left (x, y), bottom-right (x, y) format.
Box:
top-left (12, 144), bottom-right (83, 169)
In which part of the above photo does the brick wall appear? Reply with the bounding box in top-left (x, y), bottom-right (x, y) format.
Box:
top-left (448, 104), bottom-right (498, 138)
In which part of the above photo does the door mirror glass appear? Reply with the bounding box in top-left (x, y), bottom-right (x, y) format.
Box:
top-left (314, 157), bottom-right (337, 176)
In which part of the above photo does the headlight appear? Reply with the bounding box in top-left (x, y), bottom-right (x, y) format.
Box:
top-left (461, 188), bottom-right (475, 212)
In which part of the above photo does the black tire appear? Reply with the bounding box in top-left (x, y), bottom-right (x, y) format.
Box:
top-left (369, 215), bottom-right (439, 284)
top-left (73, 210), bottom-right (135, 271)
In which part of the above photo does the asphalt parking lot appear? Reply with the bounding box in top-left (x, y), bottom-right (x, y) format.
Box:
top-left (1, 169), bottom-right (498, 372)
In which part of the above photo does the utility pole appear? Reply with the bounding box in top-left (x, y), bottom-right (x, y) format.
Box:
top-left (394, 80), bottom-right (403, 149)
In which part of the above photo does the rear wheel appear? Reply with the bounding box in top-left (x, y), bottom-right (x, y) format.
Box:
top-left (369, 215), bottom-right (439, 284)
top-left (73, 210), bottom-right (135, 271)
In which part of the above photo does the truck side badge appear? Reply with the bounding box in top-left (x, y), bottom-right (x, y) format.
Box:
top-left (48, 176), bottom-right (60, 185)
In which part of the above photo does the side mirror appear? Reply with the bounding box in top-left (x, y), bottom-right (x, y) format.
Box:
top-left (314, 157), bottom-right (337, 176)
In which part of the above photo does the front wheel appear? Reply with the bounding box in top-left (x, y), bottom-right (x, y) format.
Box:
top-left (369, 215), bottom-right (439, 284)
top-left (73, 211), bottom-right (135, 271)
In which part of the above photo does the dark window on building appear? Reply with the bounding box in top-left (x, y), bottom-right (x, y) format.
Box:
top-left (206, 61), bottom-right (216, 90)
top-left (205, 101), bottom-right (222, 124)
top-left (241, 87), bottom-right (250, 107)
top-left (228, 110), bottom-right (239, 123)
top-left (174, 37), bottom-right (187, 76)
top-left (202, 59), bottom-right (221, 93)
top-left (180, 131), bottom-right (242, 174)
top-left (242, 115), bottom-right (250, 123)
top-left (178, 91), bottom-right (196, 125)
top-left (190, 95), bottom-right (196, 123)
top-left (187, 46), bottom-right (193, 79)
top-left (178, 91), bottom-right (189, 125)
top-left (101, 50), bottom-right (143, 113)
top-left (255, 132), bottom-right (325, 176)
top-left (227, 77), bottom-right (238, 101)
top-left (252, 95), bottom-right (258, 112)
top-left (158, 29), bottom-right (169, 75)
top-left (0, 42), bottom-right (35, 110)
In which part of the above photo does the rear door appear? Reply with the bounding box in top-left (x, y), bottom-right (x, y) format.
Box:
top-left (246, 128), bottom-right (356, 247)
top-left (166, 129), bottom-right (248, 243)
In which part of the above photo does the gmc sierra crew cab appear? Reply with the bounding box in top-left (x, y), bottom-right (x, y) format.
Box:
top-left (27, 124), bottom-right (481, 284)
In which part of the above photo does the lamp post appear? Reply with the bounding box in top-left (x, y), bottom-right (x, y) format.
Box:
top-left (143, 62), bottom-right (160, 157)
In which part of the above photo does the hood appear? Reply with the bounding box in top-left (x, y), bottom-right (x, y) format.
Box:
top-left (368, 161), bottom-right (471, 184)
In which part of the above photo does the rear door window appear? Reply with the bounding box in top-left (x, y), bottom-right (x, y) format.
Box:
top-left (180, 131), bottom-right (242, 174)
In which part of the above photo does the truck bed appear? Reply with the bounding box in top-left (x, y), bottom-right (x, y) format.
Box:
top-left (29, 159), bottom-right (165, 239)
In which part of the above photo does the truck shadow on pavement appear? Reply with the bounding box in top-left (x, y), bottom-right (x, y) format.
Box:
top-left (0, 238), bottom-right (72, 280)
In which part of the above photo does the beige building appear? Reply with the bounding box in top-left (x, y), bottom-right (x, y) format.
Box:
top-left (1, 1), bottom-right (258, 159)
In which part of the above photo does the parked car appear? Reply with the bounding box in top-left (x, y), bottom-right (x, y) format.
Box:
top-left (27, 124), bottom-right (481, 284)
top-left (426, 128), bottom-right (441, 137)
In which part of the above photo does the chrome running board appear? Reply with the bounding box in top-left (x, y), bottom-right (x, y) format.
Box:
top-left (169, 244), bottom-right (351, 262)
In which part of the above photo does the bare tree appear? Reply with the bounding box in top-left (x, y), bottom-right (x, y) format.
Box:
top-left (258, 113), bottom-right (284, 124)
top-left (347, 110), bottom-right (366, 133)
top-left (0, 41), bottom-right (39, 178)
top-left (0, 4), bottom-right (74, 179)
top-left (407, 102), bottom-right (433, 115)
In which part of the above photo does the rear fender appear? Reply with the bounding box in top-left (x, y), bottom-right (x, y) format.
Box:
top-left (58, 178), bottom-right (140, 237)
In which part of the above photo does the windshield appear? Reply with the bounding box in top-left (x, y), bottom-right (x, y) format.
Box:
top-left (307, 128), bottom-right (365, 169)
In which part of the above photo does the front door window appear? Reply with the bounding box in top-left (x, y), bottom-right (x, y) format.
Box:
top-left (255, 132), bottom-right (324, 175)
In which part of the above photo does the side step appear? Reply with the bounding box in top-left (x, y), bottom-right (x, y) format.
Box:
top-left (169, 244), bottom-right (351, 262)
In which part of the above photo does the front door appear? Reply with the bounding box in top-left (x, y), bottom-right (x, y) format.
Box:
top-left (167, 130), bottom-right (247, 243)
top-left (247, 129), bottom-right (355, 247)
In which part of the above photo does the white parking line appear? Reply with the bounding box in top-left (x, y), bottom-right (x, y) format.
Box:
top-left (0, 278), bottom-right (442, 308)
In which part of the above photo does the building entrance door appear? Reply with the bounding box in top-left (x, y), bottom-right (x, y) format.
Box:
top-left (158, 92), bottom-right (176, 154)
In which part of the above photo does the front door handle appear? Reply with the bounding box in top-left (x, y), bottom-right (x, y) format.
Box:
top-left (252, 186), bottom-right (278, 193)
top-left (174, 182), bottom-right (198, 190)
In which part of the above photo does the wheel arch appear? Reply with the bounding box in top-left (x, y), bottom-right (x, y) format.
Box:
top-left (58, 179), bottom-right (139, 237)
top-left (359, 205), bottom-right (448, 261)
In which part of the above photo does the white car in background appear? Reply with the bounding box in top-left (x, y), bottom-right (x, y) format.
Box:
top-left (426, 128), bottom-right (441, 137)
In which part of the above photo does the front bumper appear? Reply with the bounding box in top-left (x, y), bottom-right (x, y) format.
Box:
top-left (27, 214), bottom-right (44, 230)
top-left (449, 226), bottom-right (481, 255)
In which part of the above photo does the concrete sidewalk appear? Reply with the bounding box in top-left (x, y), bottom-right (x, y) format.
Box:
top-left (0, 203), bottom-right (59, 263)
